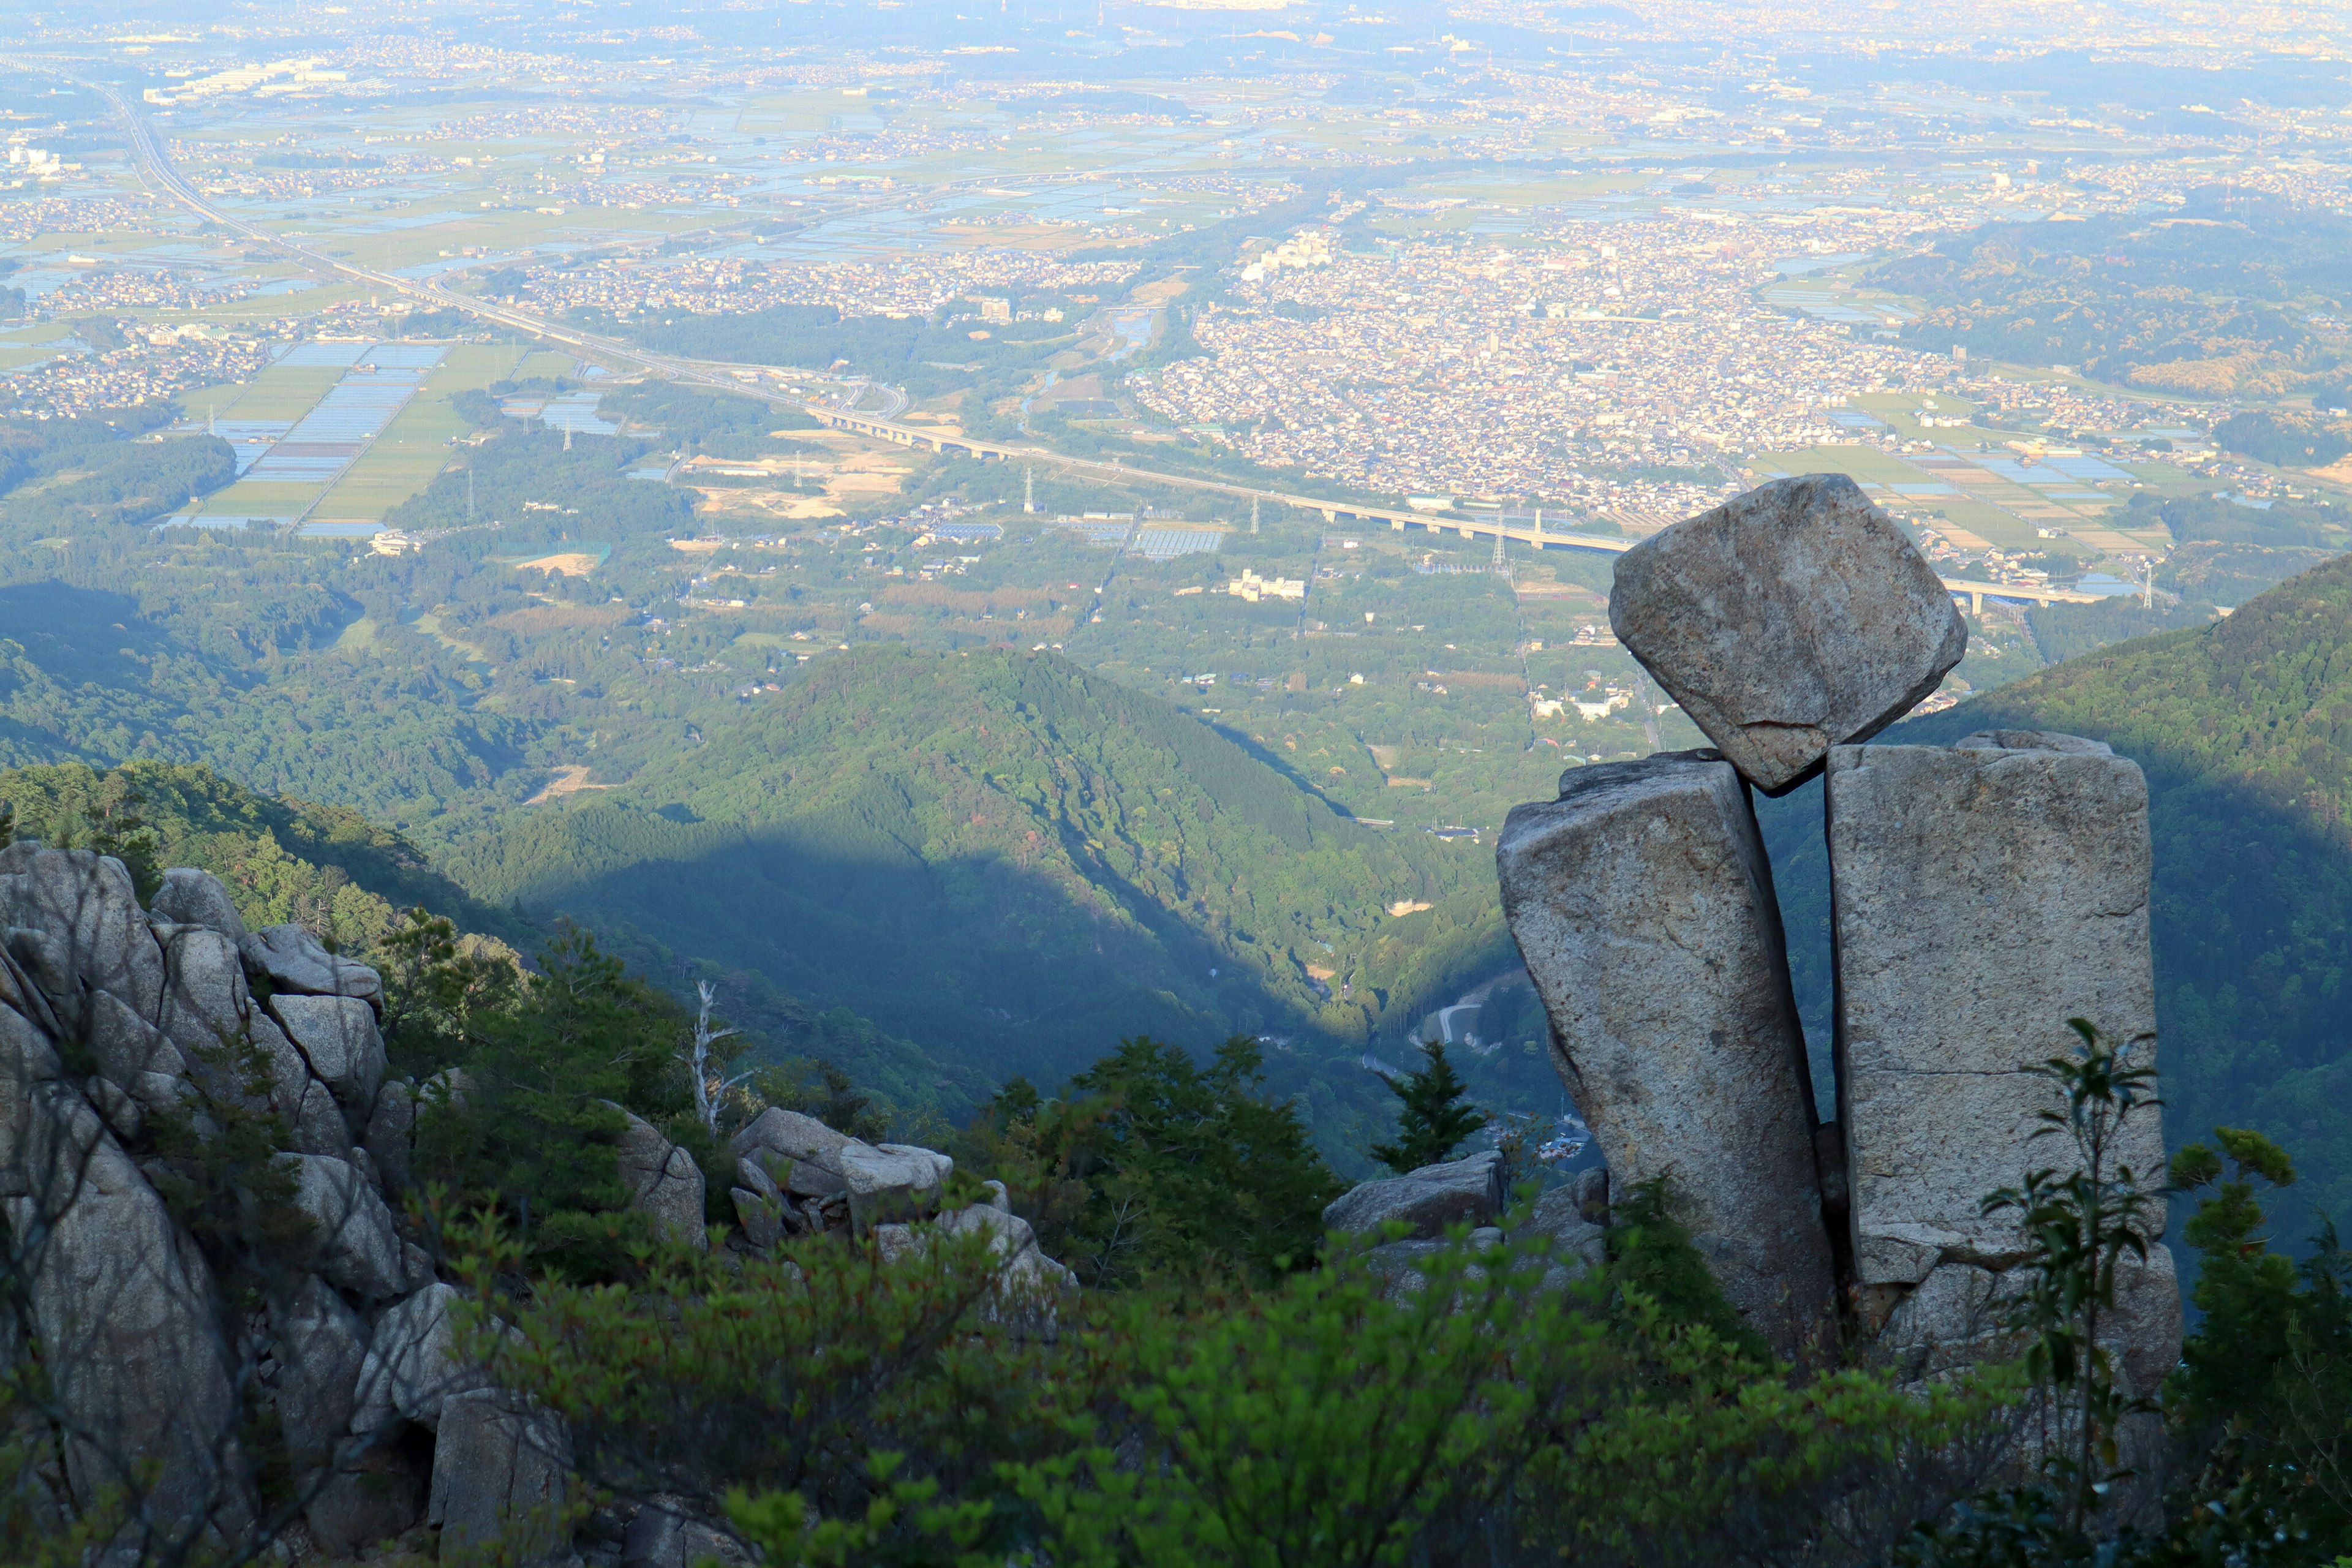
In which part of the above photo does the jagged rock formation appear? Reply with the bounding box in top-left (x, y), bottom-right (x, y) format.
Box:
top-left (1496, 754), bottom-right (1838, 1354)
top-left (1502, 478), bottom-right (2181, 1417)
top-left (1608, 473), bottom-right (1967, 794)
top-left (0, 844), bottom-right (1036, 1562)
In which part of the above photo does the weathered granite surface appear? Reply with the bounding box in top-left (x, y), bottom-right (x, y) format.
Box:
top-left (1826, 734), bottom-right (2169, 1291)
top-left (1498, 752), bottom-right (1837, 1351)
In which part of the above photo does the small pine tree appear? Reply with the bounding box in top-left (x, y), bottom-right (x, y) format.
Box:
top-left (1370, 1041), bottom-right (1488, 1175)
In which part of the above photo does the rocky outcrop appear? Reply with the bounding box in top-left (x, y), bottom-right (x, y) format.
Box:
top-left (270, 993), bottom-right (387, 1120)
top-left (618, 1110), bottom-right (708, 1249)
top-left (1498, 752), bottom-right (1838, 1354)
top-left (1607, 473), bottom-right (1966, 794)
top-left (1322, 1150), bottom-right (1507, 1239)
top-left (1826, 734), bottom-right (2176, 1358)
top-left (429, 1389), bottom-right (573, 1565)
top-left (283, 1152), bottom-right (408, 1300)
top-left (239, 922), bottom-right (385, 1011)
top-left (1322, 1170), bottom-right (1607, 1306)
top-left (1502, 475), bottom-right (2180, 1496)
top-left (731, 1107), bottom-right (948, 1231)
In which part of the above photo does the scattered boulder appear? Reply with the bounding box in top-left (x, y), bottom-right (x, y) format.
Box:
top-left (150, 867), bottom-right (249, 941)
top-left (1498, 752), bottom-right (1837, 1354)
top-left (839, 1141), bottom-right (951, 1229)
top-left (1607, 473), bottom-right (1967, 794)
top-left (730, 1106), bottom-right (856, 1197)
top-left (282, 1153), bottom-right (407, 1299)
top-left (268, 992), bottom-right (386, 1117)
top-left (428, 1389), bottom-right (571, 1566)
top-left (1519, 1186), bottom-right (1609, 1283)
top-left (1322, 1150), bottom-right (1507, 1240)
top-left (239, 923), bottom-right (384, 1013)
top-left (933, 1200), bottom-right (1080, 1335)
top-left (616, 1110), bottom-right (708, 1249)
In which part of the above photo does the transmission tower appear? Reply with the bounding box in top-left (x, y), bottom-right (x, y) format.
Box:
top-left (1250, 494), bottom-right (1261, 534)
top-left (1023, 466), bottom-right (1035, 513)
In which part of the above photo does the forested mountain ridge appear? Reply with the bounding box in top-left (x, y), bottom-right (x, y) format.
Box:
top-left (1763, 554), bottom-right (2352, 1253)
top-left (0, 760), bottom-right (511, 951)
top-left (435, 645), bottom-right (1510, 1098)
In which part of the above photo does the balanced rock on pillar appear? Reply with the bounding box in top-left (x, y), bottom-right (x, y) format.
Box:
top-left (1497, 752), bottom-right (1837, 1353)
top-left (1608, 473), bottom-right (1967, 794)
top-left (1826, 732), bottom-right (2179, 1373)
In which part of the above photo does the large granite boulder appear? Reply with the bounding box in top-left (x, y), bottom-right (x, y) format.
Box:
top-left (429, 1389), bottom-right (572, 1564)
top-left (282, 1153), bottom-right (407, 1299)
top-left (1825, 734), bottom-right (2177, 1357)
top-left (352, 1284), bottom-right (489, 1434)
top-left (1323, 1150), bottom-right (1507, 1240)
top-left (1607, 473), bottom-right (1966, 794)
top-left (840, 1141), bottom-right (951, 1228)
top-left (617, 1109), bottom-right (708, 1248)
top-left (933, 1200), bottom-right (1080, 1334)
top-left (150, 867), bottom-right (249, 941)
top-left (0, 843), bottom-right (166, 1025)
top-left (153, 922), bottom-right (254, 1058)
top-left (268, 992), bottom-right (386, 1118)
top-left (270, 1275), bottom-right (371, 1473)
top-left (731, 1106), bottom-right (854, 1196)
top-left (239, 924), bottom-right (384, 1013)
top-left (1498, 752), bottom-right (1838, 1354)
top-left (0, 1025), bottom-right (251, 1537)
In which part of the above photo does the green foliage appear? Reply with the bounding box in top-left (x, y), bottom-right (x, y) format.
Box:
top-left (0, 428), bottom-right (232, 532)
top-left (415, 926), bottom-right (693, 1277)
top-left (1014, 1228), bottom-right (2014, 1568)
top-left (381, 427), bottom-right (690, 546)
top-left (0, 761), bottom-right (516, 955)
top-left (596, 382), bottom-right (817, 459)
top-left (375, 905), bottom-right (523, 1078)
top-left (1980, 1020), bottom-right (2165, 1531)
top-left (2215, 412), bottom-right (2352, 469)
top-left (1602, 1175), bottom-right (1772, 1362)
top-left (1878, 186), bottom-right (2352, 386)
top-left (1368, 1039), bottom-right (1486, 1174)
top-left (587, 303), bottom-right (1074, 397)
top-left (439, 647), bottom-right (1497, 1115)
top-left (2168, 1127), bottom-right (2352, 1544)
top-left (957, 1036), bottom-right (1341, 1288)
top-left (2024, 599), bottom-right (2219, 665)
top-left (448, 1207), bottom-right (1085, 1564)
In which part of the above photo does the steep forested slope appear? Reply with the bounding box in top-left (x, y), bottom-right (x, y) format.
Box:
top-left (1762, 555), bottom-right (2352, 1250)
top-left (0, 760), bottom-right (511, 949)
top-left (434, 646), bottom-right (1509, 1090)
